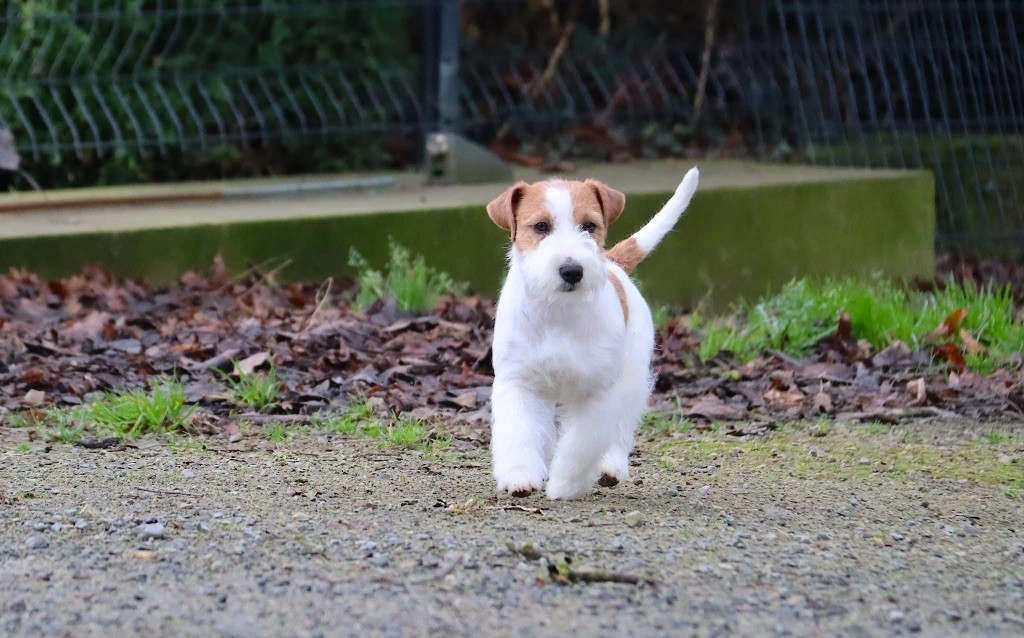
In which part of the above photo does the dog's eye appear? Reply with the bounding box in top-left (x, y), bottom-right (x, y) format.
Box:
top-left (533, 221), bottom-right (550, 233)
top-left (581, 221), bottom-right (597, 233)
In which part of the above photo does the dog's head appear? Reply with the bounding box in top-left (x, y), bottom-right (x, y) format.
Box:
top-left (486, 179), bottom-right (625, 296)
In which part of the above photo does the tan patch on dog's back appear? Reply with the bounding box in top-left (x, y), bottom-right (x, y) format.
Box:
top-left (607, 272), bottom-right (629, 324)
top-left (605, 237), bottom-right (646, 274)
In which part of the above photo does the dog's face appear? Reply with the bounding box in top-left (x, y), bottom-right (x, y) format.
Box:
top-left (487, 179), bottom-right (625, 297)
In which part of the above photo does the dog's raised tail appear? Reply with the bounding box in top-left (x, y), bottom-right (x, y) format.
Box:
top-left (605, 167), bottom-right (699, 274)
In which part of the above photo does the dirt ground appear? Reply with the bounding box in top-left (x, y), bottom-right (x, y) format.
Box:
top-left (1, 420), bottom-right (1023, 638)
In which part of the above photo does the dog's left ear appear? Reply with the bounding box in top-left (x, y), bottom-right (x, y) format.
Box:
top-left (585, 179), bottom-right (626, 226)
top-left (486, 181), bottom-right (527, 240)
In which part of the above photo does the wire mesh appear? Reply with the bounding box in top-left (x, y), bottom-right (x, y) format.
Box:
top-left (750, 0), bottom-right (1024, 258)
top-left (1, 0), bottom-right (1021, 257)
top-left (0, 1), bottom-right (427, 159)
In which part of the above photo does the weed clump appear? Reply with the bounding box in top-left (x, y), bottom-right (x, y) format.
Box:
top-left (690, 278), bottom-right (1022, 371)
top-left (349, 239), bottom-right (467, 312)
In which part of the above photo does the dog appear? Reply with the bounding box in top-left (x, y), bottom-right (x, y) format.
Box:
top-left (485, 167), bottom-right (700, 499)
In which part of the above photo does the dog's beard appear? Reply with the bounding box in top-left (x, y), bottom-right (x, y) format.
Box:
top-left (516, 235), bottom-right (604, 298)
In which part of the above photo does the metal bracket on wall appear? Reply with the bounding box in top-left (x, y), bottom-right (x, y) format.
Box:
top-left (425, 132), bottom-right (513, 185)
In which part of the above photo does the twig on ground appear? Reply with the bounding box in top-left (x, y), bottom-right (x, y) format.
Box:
top-left (136, 487), bottom-right (197, 498)
top-left (235, 413), bottom-right (311, 424)
top-left (492, 504), bottom-right (544, 515)
top-left (767, 349), bottom-right (804, 368)
top-left (302, 277), bottom-right (334, 332)
top-left (548, 563), bottom-right (656, 586)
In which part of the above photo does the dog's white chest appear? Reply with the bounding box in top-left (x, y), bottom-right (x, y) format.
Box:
top-left (521, 330), bottom-right (619, 397)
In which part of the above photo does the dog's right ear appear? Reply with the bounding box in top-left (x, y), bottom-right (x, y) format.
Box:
top-left (486, 182), bottom-right (528, 240)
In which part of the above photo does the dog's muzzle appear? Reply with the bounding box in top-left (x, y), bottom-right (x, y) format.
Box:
top-left (558, 260), bottom-right (584, 291)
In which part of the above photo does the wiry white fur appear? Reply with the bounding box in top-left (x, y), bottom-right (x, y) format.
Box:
top-left (490, 169), bottom-right (698, 499)
top-left (632, 167), bottom-right (700, 253)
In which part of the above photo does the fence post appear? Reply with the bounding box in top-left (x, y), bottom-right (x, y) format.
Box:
top-left (437, 0), bottom-right (461, 133)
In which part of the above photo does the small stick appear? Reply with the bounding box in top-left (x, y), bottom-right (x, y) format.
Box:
top-left (136, 487), bottom-right (197, 498)
top-left (235, 413), bottom-right (311, 424)
top-left (302, 277), bottom-right (335, 332)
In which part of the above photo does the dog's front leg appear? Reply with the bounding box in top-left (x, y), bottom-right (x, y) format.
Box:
top-left (490, 379), bottom-right (555, 496)
top-left (545, 398), bottom-right (618, 500)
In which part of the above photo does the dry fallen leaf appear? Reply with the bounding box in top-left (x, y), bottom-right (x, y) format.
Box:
top-left (933, 343), bottom-right (966, 372)
top-left (928, 308), bottom-right (969, 340)
top-left (812, 391), bottom-right (833, 413)
top-left (686, 394), bottom-right (745, 421)
top-left (906, 378), bottom-right (927, 406)
top-left (22, 389), bottom-right (46, 407)
top-left (959, 328), bottom-right (984, 356)
top-left (236, 351), bottom-right (270, 375)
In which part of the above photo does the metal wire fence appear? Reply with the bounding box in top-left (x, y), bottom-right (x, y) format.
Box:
top-left (1, 0), bottom-right (1021, 258)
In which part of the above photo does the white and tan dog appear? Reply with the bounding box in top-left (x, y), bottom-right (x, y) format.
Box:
top-left (486, 167), bottom-right (700, 499)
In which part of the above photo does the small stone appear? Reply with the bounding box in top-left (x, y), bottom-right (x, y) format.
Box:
top-left (858, 457), bottom-right (871, 465)
top-left (25, 535), bottom-right (48, 550)
top-left (74, 519), bottom-right (88, 530)
top-left (963, 523), bottom-right (978, 536)
top-left (50, 522), bottom-right (63, 533)
top-left (698, 485), bottom-right (712, 497)
top-left (624, 511), bottom-right (643, 528)
top-left (850, 498), bottom-right (860, 506)
top-left (891, 532), bottom-right (905, 542)
top-left (998, 455), bottom-right (1012, 464)
top-left (182, 469), bottom-right (196, 478)
top-left (139, 522), bottom-right (166, 539)
top-left (420, 553), bottom-right (441, 568)
top-left (358, 540), bottom-right (378, 553)
top-left (905, 612), bottom-right (923, 632)
top-left (77, 504), bottom-right (100, 519)
top-left (946, 609), bottom-right (961, 622)
top-left (370, 552), bottom-right (389, 567)
top-left (890, 610), bottom-right (904, 624)
top-left (797, 534), bottom-right (812, 544)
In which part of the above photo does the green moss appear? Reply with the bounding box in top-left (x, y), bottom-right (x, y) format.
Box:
top-left (659, 429), bottom-right (1022, 492)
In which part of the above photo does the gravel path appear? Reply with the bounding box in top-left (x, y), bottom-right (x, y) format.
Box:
top-left (2, 421), bottom-right (1023, 637)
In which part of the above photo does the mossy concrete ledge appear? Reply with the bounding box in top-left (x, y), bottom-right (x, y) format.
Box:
top-left (0, 161), bottom-right (934, 310)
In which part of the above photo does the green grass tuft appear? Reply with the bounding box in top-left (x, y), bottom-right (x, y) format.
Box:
top-left (641, 412), bottom-right (694, 438)
top-left (984, 431), bottom-right (1011, 444)
top-left (349, 239), bottom-right (468, 312)
top-left (384, 419), bottom-right (428, 448)
top-left (263, 423), bottom-right (293, 442)
top-left (693, 278), bottom-right (1023, 371)
top-left (313, 398), bottom-right (438, 451)
top-left (78, 379), bottom-right (194, 438)
top-left (218, 360), bottom-right (281, 412)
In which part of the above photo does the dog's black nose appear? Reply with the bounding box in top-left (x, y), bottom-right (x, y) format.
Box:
top-left (558, 262), bottom-right (584, 285)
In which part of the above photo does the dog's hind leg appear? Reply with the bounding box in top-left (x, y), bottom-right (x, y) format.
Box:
top-left (491, 380), bottom-right (555, 496)
top-left (545, 397), bottom-right (618, 499)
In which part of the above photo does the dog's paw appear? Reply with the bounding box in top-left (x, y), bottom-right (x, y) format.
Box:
top-left (598, 455), bottom-right (630, 487)
top-left (544, 476), bottom-right (593, 500)
top-left (495, 467), bottom-right (544, 497)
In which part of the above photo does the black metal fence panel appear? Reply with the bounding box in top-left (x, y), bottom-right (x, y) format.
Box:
top-left (1, 0), bottom-right (1021, 258)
